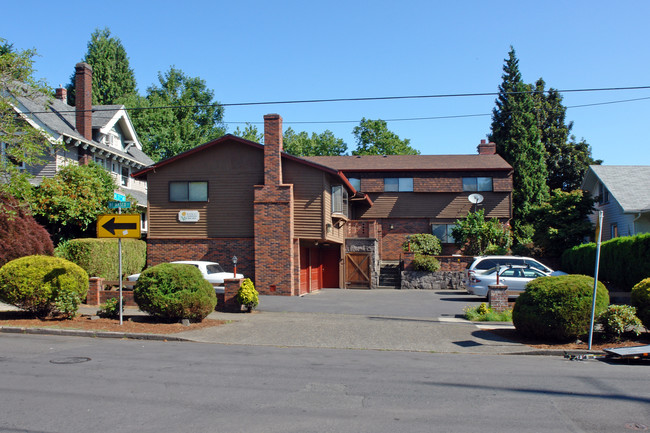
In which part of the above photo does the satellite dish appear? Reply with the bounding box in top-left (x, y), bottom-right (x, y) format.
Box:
top-left (468, 193), bottom-right (484, 204)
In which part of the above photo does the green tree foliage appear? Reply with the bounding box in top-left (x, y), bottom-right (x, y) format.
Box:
top-left (128, 67), bottom-right (226, 161)
top-left (0, 39), bottom-right (58, 204)
top-left (352, 118), bottom-right (419, 155)
top-left (631, 278), bottom-right (650, 329)
top-left (402, 233), bottom-right (442, 255)
top-left (0, 193), bottom-right (53, 267)
top-left (283, 127), bottom-right (348, 156)
top-left (66, 27), bottom-right (137, 106)
top-left (530, 189), bottom-right (595, 257)
top-left (532, 79), bottom-right (600, 191)
top-left (489, 48), bottom-right (549, 234)
top-left (30, 162), bottom-right (123, 243)
top-left (451, 209), bottom-right (512, 255)
top-left (232, 123), bottom-right (264, 143)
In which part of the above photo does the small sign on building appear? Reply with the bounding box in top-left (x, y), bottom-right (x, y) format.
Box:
top-left (178, 210), bottom-right (200, 223)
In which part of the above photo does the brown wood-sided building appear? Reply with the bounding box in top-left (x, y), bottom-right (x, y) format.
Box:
top-left (133, 114), bottom-right (512, 296)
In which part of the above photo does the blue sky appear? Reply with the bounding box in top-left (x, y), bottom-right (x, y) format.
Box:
top-left (4, 0), bottom-right (649, 164)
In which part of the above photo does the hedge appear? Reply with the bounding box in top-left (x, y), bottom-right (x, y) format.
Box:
top-left (55, 238), bottom-right (146, 280)
top-left (561, 233), bottom-right (650, 291)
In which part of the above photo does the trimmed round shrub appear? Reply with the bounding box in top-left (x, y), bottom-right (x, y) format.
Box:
top-left (412, 254), bottom-right (441, 272)
top-left (512, 274), bottom-right (609, 341)
top-left (0, 255), bottom-right (88, 318)
top-left (235, 278), bottom-right (259, 311)
top-left (631, 277), bottom-right (650, 329)
top-left (133, 263), bottom-right (217, 322)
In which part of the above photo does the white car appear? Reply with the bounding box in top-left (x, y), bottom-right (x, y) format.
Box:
top-left (466, 265), bottom-right (549, 298)
top-left (128, 261), bottom-right (244, 293)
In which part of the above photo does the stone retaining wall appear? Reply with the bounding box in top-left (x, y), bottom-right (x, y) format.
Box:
top-left (400, 270), bottom-right (466, 290)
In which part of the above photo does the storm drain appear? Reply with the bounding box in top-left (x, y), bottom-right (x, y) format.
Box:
top-left (49, 357), bottom-right (91, 365)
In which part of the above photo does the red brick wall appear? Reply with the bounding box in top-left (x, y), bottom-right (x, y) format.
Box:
top-left (254, 184), bottom-right (295, 295)
top-left (379, 218), bottom-right (431, 260)
top-left (146, 238), bottom-right (255, 281)
top-left (74, 62), bottom-right (93, 141)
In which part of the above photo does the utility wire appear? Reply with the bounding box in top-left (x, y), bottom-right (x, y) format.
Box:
top-left (17, 85), bottom-right (650, 116)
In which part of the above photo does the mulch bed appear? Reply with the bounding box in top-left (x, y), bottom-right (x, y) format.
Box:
top-left (0, 310), bottom-right (226, 335)
top-left (488, 327), bottom-right (650, 351)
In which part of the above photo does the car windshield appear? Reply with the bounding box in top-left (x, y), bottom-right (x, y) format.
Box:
top-left (206, 264), bottom-right (225, 274)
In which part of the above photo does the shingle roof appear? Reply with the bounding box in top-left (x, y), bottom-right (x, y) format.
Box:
top-left (9, 87), bottom-right (151, 168)
top-left (301, 154), bottom-right (511, 172)
top-left (585, 165), bottom-right (650, 212)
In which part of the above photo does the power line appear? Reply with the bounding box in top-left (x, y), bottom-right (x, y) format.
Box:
top-left (17, 85), bottom-right (650, 116)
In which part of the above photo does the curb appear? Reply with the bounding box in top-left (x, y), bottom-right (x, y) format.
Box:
top-left (0, 326), bottom-right (187, 342)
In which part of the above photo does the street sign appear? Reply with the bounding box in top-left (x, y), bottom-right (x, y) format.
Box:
top-left (108, 201), bottom-right (131, 209)
top-left (97, 214), bottom-right (141, 238)
top-left (114, 192), bottom-right (126, 201)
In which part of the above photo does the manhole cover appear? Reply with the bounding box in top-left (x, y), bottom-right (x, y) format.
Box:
top-left (49, 357), bottom-right (91, 365)
top-left (625, 423), bottom-right (648, 431)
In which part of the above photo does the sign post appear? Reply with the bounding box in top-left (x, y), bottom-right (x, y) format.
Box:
top-left (97, 210), bottom-right (139, 325)
top-left (588, 211), bottom-right (604, 350)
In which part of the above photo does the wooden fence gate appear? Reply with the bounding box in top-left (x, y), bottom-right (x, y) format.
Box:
top-left (345, 252), bottom-right (371, 289)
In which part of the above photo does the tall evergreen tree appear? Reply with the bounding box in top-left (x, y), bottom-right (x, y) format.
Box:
top-left (352, 118), bottom-right (419, 155)
top-left (488, 47), bottom-right (549, 234)
top-left (66, 27), bottom-right (137, 106)
top-left (533, 78), bottom-right (600, 191)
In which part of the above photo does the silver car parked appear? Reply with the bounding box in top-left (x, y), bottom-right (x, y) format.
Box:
top-left (466, 265), bottom-right (549, 298)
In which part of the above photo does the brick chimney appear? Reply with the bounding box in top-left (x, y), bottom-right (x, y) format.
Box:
top-left (75, 62), bottom-right (93, 142)
top-left (55, 86), bottom-right (67, 102)
top-left (477, 139), bottom-right (496, 155)
top-left (263, 113), bottom-right (283, 185)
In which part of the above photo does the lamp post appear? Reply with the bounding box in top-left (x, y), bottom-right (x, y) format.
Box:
top-left (232, 255), bottom-right (238, 278)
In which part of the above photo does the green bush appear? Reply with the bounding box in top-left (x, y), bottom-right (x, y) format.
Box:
top-left (55, 238), bottom-right (146, 280)
top-left (561, 233), bottom-right (650, 291)
top-left (133, 263), bottom-right (216, 322)
top-left (97, 297), bottom-right (125, 319)
top-left (464, 303), bottom-right (512, 322)
top-left (597, 305), bottom-right (643, 341)
top-left (512, 274), bottom-right (609, 341)
top-left (411, 254), bottom-right (441, 272)
top-left (0, 255), bottom-right (88, 318)
top-left (631, 277), bottom-right (650, 328)
top-left (235, 278), bottom-right (259, 311)
top-left (403, 234), bottom-right (442, 256)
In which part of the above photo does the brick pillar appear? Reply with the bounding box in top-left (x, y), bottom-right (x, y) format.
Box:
top-left (488, 284), bottom-right (509, 312)
top-left (402, 251), bottom-right (415, 271)
top-left (86, 277), bottom-right (104, 306)
top-left (222, 278), bottom-right (244, 312)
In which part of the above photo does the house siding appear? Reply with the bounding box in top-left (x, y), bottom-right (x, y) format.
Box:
top-left (146, 142), bottom-right (262, 238)
top-left (283, 160), bottom-right (324, 240)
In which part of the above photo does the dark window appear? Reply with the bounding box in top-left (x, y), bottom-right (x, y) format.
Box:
top-left (169, 181), bottom-right (208, 202)
top-left (384, 177), bottom-right (413, 192)
top-left (463, 177), bottom-right (492, 192)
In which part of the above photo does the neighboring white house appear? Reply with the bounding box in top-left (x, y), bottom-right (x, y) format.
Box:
top-left (582, 165), bottom-right (650, 241)
top-left (3, 62), bottom-right (154, 231)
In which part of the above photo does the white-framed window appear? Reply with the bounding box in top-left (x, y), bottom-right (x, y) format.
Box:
top-left (349, 177), bottom-right (361, 192)
top-left (169, 181), bottom-right (208, 202)
top-left (462, 177), bottom-right (492, 192)
top-left (1, 142), bottom-right (26, 169)
top-left (331, 185), bottom-right (349, 217)
top-left (384, 177), bottom-right (413, 192)
top-left (121, 166), bottom-right (130, 187)
top-left (598, 182), bottom-right (610, 204)
top-left (432, 223), bottom-right (457, 244)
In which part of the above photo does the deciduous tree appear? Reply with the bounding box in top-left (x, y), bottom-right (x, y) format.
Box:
top-left (451, 209), bottom-right (512, 256)
top-left (128, 67), bottom-right (225, 161)
top-left (352, 118), bottom-right (419, 155)
top-left (283, 127), bottom-right (347, 156)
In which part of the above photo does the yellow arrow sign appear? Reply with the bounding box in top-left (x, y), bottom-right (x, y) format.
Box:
top-left (97, 214), bottom-right (141, 238)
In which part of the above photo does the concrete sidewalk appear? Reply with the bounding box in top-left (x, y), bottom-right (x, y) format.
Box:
top-left (2, 290), bottom-right (546, 354)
